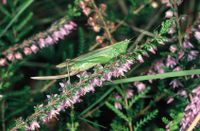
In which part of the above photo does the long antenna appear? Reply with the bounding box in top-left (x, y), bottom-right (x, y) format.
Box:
top-left (66, 59), bottom-right (71, 84)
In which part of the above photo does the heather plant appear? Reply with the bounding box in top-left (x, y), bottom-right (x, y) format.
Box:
top-left (0, 0), bottom-right (200, 131)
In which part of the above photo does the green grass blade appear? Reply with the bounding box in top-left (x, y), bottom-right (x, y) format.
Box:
top-left (80, 87), bottom-right (115, 116)
top-left (79, 117), bottom-right (106, 129)
top-left (16, 12), bottom-right (33, 31)
top-left (105, 69), bottom-right (200, 85)
top-left (0, 0), bottom-right (34, 38)
top-left (105, 102), bottom-right (129, 122)
top-left (0, 4), bottom-right (11, 17)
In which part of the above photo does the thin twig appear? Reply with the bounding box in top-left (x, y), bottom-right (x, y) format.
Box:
top-left (1, 100), bottom-right (5, 131)
top-left (172, 0), bottom-right (182, 45)
top-left (133, 0), bottom-right (154, 15)
top-left (136, 93), bottom-right (166, 118)
top-left (91, 0), bottom-right (114, 44)
top-left (128, 7), bottom-right (165, 51)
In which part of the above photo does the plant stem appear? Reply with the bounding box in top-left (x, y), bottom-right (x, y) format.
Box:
top-left (129, 122), bottom-right (133, 131)
top-left (187, 112), bottom-right (200, 131)
top-left (172, 0), bottom-right (182, 45)
top-left (91, 0), bottom-right (113, 44)
top-left (1, 100), bottom-right (5, 131)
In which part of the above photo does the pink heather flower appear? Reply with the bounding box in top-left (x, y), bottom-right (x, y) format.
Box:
top-left (15, 52), bottom-right (22, 60)
top-left (191, 73), bottom-right (200, 78)
top-left (114, 102), bottom-right (122, 110)
top-left (111, 61), bottom-right (132, 77)
top-left (134, 82), bottom-right (146, 92)
top-left (93, 25), bottom-right (101, 32)
top-left (47, 109), bottom-right (59, 120)
top-left (198, 25), bottom-right (200, 29)
top-left (77, 71), bottom-right (90, 79)
top-left (79, 1), bottom-right (86, 9)
top-left (102, 71), bottom-right (112, 81)
top-left (182, 41), bottom-right (194, 49)
top-left (7, 53), bottom-right (15, 61)
top-left (86, 83), bottom-right (95, 92)
top-left (52, 31), bottom-right (60, 41)
top-left (60, 28), bottom-right (68, 36)
top-left (177, 90), bottom-right (187, 97)
top-left (45, 36), bottom-right (54, 45)
top-left (165, 10), bottom-right (173, 18)
top-left (180, 85), bottom-right (200, 130)
top-left (178, 50), bottom-right (185, 59)
top-left (30, 45), bottom-right (39, 53)
top-left (167, 97), bottom-right (174, 104)
top-left (166, 55), bottom-right (177, 68)
top-left (88, 17), bottom-right (95, 26)
top-left (64, 24), bottom-right (74, 31)
top-left (165, 121), bottom-right (172, 131)
top-left (77, 88), bottom-right (87, 96)
top-left (39, 38), bottom-right (46, 48)
top-left (126, 89), bottom-right (134, 99)
top-left (96, 36), bottom-right (103, 44)
top-left (149, 47), bottom-right (156, 54)
top-left (137, 54), bottom-right (144, 63)
top-left (91, 78), bottom-right (102, 87)
top-left (187, 50), bottom-right (198, 61)
top-left (24, 47), bottom-right (32, 55)
top-left (168, 26), bottom-right (175, 34)
top-left (59, 82), bottom-right (65, 88)
top-left (173, 66), bottom-right (182, 71)
top-left (153, 59), bottom-right (165, 74)
top-left (169, 79), bottom-right (183, 89)
top-left (0, 58), bottom-right (7, 66)
top-left (169, 45), bottom-right (177, 53)
top-left (2, 0), bottom-right (6, 4)
top-left (194, 31), bottom-right (200, 41)
top-left (143, 51), bottom-right (149, 57)
top-left (28, 121), bottom-right (40, 131)
top-left (114, 94), bottom-right (121, 100)
top-left (69, 21), bottom-right (77, 27)
top-left (83, 7), bottom-right (91, 16)
top-left (147, 69), bottom-right (156, 83)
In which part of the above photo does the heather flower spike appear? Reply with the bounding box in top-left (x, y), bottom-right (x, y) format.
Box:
top-left (11, 38), bottom-right (161, 130)
top-left (180, 85), bottom-right (200, 131)
top-left (0, 18), bottom-right (77, 67)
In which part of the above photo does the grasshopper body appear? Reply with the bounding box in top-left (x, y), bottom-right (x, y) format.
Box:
top-left (31, 40), bottom-right (129, 80)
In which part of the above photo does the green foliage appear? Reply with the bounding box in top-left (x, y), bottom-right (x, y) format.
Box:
top-left (105, 102), bottom-right (129, 122)
top-left (160, 19), bottom-right (173, 35)
top-left (0, 0), bottom-right (199, 131)
top-left (67, 0), bottom-right (81, 18)
top-left (128, 87), bottom-right (150, 108)
top-left (66, 109), bottom-right (79, 131)
top-left (111, 120), bottom-right (129, 131)
top-left (133, 110), bottom-right (158, 131)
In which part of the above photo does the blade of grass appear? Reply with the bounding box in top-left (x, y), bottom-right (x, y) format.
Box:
top-left (80, 87), bottom-right (115, 116)
top-left (16, 12), bottom-right (33, 31)
top-left (0, 0), bottom-right (34, 38)
top-left (79, 117), bottom-right (106, 129)
top-left (105, 69), bottom-right (200, 85)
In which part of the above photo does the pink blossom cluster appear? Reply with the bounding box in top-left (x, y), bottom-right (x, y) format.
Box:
top-left (1, 0), bottom-right (6, 4)
top-left (144, 24), bottom-right (200, 106)
top-left (113, 88), bottom-right (134, 110)
top-left (79, 0), bottom-right (115, 45)
top-left (15, 43), bottom-right (160, 130)
top-left (0, 21), bottom-right (77, 67)
top-left (24, 59), bottom-right (134, 130)
top-left (147, 27), bottom-right (199, 90)
top-left (194, 24), bottom-right (200, 41)
top-left (180, 85), bottom-right (200, 130)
